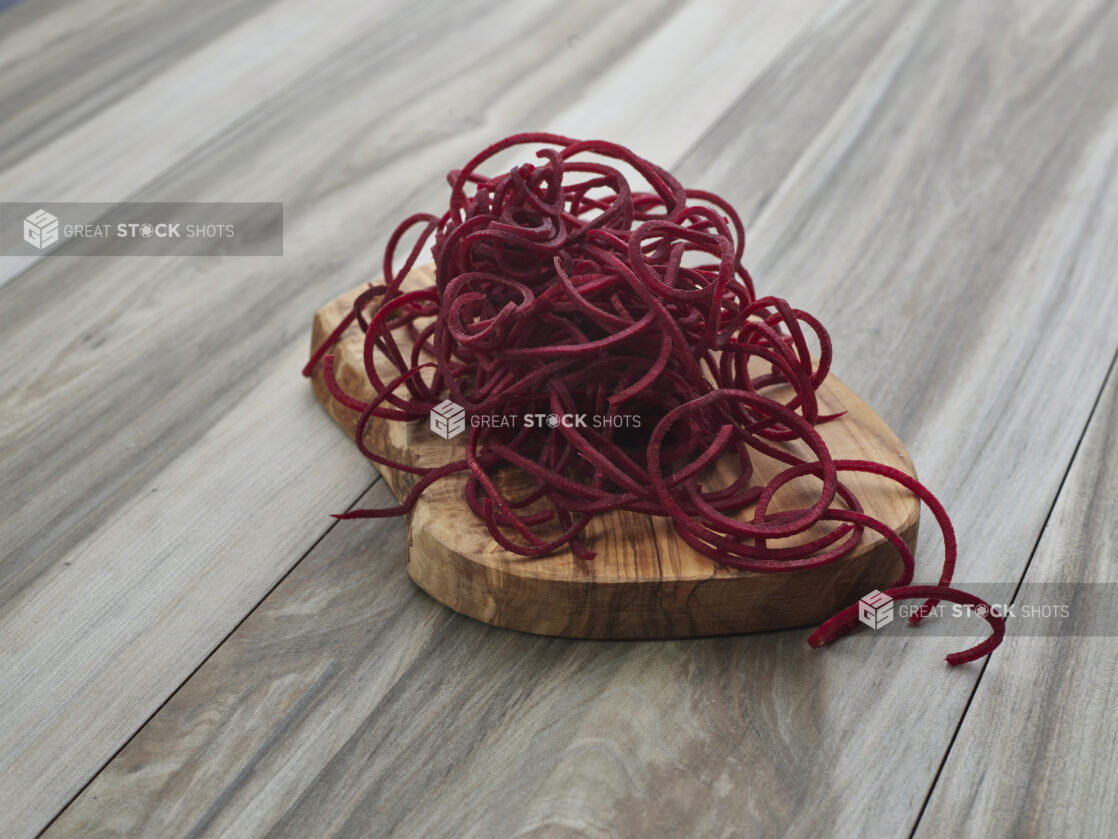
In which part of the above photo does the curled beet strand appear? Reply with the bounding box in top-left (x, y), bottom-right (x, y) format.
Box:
top-left (808, 584), bottom-right (1006, 666)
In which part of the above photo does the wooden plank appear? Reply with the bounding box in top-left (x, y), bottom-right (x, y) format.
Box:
top-left (3, 344), bottom-right (381, 832)
top-left (40, 480), bottom-right (412, 839)
top-left (548, 0), bottom-right (851, 165)
top-left (42, 0), bottom-right (1118, 837)
top-left (0, 0), bottom-right (282, 174)
top-left (0, 1), bottom-right (835, 836)
top-left (0, 0), bottom-right (435, 287)
top-left (910, 382), bottom-right (1118, 827)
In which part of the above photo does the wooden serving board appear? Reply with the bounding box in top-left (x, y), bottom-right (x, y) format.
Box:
top-left (309, 265), bottom-right (919, 639)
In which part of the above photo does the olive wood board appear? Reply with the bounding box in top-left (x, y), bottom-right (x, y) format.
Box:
top-left (308, 264), bottom-right (919, 639)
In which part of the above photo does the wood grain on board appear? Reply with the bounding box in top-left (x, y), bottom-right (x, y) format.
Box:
top-left (308, 267), bottom-right (918, 639)
top-left (2, 0), bottom-right (1117, 837)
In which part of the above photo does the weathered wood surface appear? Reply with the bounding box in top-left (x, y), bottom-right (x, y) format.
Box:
top-left (914, 357), bottom-right (1118, 838)
top-left (0, 0), bottom-right (434, 287)
top-left (2, 0), bottom-right (1117, 837)
top-left (309, 267), bottom-right (918, 639)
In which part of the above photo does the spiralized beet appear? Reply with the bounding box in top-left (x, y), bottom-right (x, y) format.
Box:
top-left (304, 132), bottom-right (1002, 664)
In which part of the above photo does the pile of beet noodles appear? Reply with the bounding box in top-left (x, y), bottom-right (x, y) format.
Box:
top-left (304, 133), bottom-right (1002, 664)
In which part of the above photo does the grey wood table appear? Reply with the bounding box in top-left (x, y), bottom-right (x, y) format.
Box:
top-left (1, 1), bottom-right (1116, 837)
